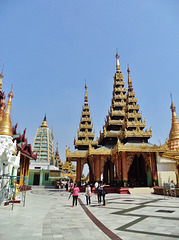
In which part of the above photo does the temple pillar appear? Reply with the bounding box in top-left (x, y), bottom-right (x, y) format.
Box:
top-left (76, 158), bottom-right (81, 186)
top-left (116, 153), bottom-right (122, 186)
top-left (150, 152), bottom-right (158, 186)
top-left (19, 155), bottom-right (25, 186)
top-left (39, 171), bottom-right (43, 186)
top-left (122, 151), bottom-right (128, 187)
top-left (95, 155), bottom-right (101, 182)
top-left (25, 158), bottom-right (30, 186)
top-left (110, 160), bottom-right (114, 185)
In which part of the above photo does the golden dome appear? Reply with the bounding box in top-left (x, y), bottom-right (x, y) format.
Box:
top-left (41, 114), bottom-right (48, 128)
top-left (169, 101), bottom-right (179, 141)
top-left (0, 88), bottom-right (14, 136)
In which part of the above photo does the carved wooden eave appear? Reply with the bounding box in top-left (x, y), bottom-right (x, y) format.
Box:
top-left (66, 147), bottom-right (87, 159)
top-left (111, 140), bottom-right (166, 154)
top-left (88, 144), bottom-right (111, 156)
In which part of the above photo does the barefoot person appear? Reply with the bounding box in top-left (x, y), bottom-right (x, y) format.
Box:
top-left (72, 183), bottom-right (80, 207)
top-left (85, 184), bottom-right (92, 205)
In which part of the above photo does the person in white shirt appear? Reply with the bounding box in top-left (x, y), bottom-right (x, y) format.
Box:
top-left (85, 184), bottom-right (92, 205)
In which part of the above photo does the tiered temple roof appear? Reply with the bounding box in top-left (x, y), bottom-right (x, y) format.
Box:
top-left (121, 67), bottom-right (152, 143)
top-left (99, 53), bottom-right (127, 145)
top-left (74, 84), bottom-right (98, 150)
top-left (99, 53), bottom-right (151, 146)
top-left (12, 124), bottom-right (37, 159)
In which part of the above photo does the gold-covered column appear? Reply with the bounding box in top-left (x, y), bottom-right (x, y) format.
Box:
top-left (76, 158), bottom-right (82, 185)
top-left (19, 155), bottom-right (25, 186)
top-left (122, 151), bottom-right (128, 187)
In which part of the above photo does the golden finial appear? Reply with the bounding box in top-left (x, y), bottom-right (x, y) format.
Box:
top-left (170, 93), bottom-right (176, 112)
top-left (84, 82), bottom-right (88, 105)
top-left (56, 142), bottom-right (59, 153)
top-left (0, 71), bottom-right (4, 91)
top-left (169, 94), bottom-right (179, 141)
top-left (127, 65), bottom-right (133, 90)
top-left (0, 96), bottom-right (5, 122)
top-left (0, 87), bottom-right (14, 136)
top-left (116, 50), bottom-right (120, 72)
top-left (41, 114), bottom-right (48, 128)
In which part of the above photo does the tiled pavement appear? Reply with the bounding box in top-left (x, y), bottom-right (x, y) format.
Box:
top-left (0, 187), bottom-right (179, 240)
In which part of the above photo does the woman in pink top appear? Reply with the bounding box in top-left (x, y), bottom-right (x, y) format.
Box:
top-left (72, 183), bottom-right (80, 207)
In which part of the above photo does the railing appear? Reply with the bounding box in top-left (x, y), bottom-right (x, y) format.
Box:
top-left (0, 175), bottom-right (27, 210)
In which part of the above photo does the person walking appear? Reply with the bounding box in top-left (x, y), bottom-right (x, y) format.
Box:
top-left (70, 180), bottom-right (74, 191)
top-left (94, 181), bottom-right (98, 189)
top-left (65, 182), bottom-right (68, 191)
top-left (97, 184), bottom-right (102, 204)
top-left (85, 184), bottom-right (92, 205)
top-left (72, 183), bottom-right (79, 207)
top-left (101, 186), bottom-right (107, 206)
top-left (94, 181), bottom-right (98, 198)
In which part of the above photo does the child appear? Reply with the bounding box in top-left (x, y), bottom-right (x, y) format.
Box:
top-left (101, 186), bottom-right (107, 206)
top-left (72, 183), bottom-right (79, 207)
top-left (85, 184), bottom-right (92, 205)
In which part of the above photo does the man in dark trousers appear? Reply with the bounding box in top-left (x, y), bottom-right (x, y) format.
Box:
top-left (101, 186), bottom-right (107, 206)
top-left (97, 184), bottom-right (102, 203)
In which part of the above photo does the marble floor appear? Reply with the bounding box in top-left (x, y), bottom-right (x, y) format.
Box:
top-left (0, 187), bottom-right (179, 240)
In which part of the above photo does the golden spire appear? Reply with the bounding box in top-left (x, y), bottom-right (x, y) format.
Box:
top-left (56, 142), bottom-right (59, 154)
top-left (0, 87), bottom-right (14, 136)
top-left (0, 96), bottom-right (5, 122)
top-left (84, 83), bottom-right (88, 105)
top-left (127, 66), bottom-right (133, 90)
top-left (0, 71), bottom-right (3, 91)
top-left (169, 95), bottom-right (179, 141)
top-left (41, 114), bottom-right (48, 128)
top-left (116, 51), bottom-right (120, 72)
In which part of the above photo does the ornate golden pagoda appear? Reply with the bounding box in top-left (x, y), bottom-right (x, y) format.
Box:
top-left (0, 87), bottom-right (14, 137)
top-left (62, 159), bottom-right (76, 182)
top-left (168, 98), bottom-right (179, 150)
top-left (121, 67), bottom-right (152, 143)
top-left (0, 72), bottom-right (5, 122)
top-left (41, 114), bottom-right (48, 128)
top-left (99, 52), bottom-right (127, 145)
top-left (67, 52), bottom-right (161, 187)
top-left (54, 143), bottom-right (63, 170)
top-left (74, 84), bottom-right (98, 150)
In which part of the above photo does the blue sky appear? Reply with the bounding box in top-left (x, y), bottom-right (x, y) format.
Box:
top-left (1, 0), bottom-right (179, 163)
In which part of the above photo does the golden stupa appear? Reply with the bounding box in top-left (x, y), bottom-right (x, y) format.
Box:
top-left (0, 87), bottom-right (13, 137)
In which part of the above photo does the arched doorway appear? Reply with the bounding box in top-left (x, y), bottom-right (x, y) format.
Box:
top-left (128, 154), bottom-right (148, 187)
top-left (103, 159), bottom-right (114, 185)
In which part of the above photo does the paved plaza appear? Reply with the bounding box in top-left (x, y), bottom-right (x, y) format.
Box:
top-left (0, 187), bottom-right (179, 240)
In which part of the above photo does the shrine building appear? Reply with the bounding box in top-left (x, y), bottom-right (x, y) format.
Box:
top-left (66, 53), bottom-right (165, 187)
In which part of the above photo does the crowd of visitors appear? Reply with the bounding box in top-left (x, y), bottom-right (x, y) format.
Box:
top-left (66, 180), bottom-right (107, 207)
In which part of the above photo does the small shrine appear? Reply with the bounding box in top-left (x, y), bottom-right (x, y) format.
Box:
top-left (0, 72), bottom-right (20, 179)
